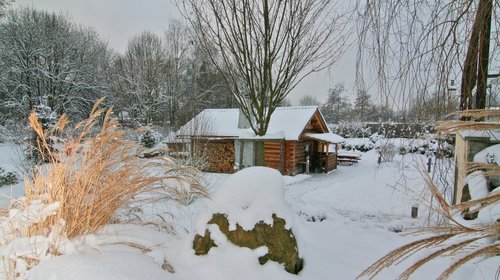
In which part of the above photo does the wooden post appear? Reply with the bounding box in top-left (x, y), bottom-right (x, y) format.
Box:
top-left (325, 143), bottom-right (329, 173)
top-left (279, 140), bottom-right (284, 174)
top-left (335, 144), bottom-right (339, 169)
top-left (239, 140), bottom-right (244, 169)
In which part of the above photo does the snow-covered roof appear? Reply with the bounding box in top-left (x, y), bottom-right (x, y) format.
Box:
top-left (304, 132), bottom-right (345, 144)
top-left (176, 106), bottom-right (324, 141)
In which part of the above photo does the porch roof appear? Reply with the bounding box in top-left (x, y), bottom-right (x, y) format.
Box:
top-left (304, 132), bottom-right (345, 144)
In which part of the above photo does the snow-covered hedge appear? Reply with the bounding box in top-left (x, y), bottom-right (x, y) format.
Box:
top-left (330, 122), bottom-right (434, 139)
top-left (398, 137), bottom-right (454, 158)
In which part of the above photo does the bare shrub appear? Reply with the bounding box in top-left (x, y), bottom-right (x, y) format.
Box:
top-left (380, 141), bottom-right (397, 162)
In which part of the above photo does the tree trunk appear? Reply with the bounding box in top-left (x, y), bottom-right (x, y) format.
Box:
top-left (255, 141), bottom-right (265, 166)
top-left (460, 0), bottom-right (492, 113)
top-left (475, 0), bottom-right (492, 110)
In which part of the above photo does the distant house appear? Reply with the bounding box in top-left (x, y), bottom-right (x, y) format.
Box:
top-left (454, 130), bottom-right (500, 204)
top-left (174, 106), bottom-right (345, 175)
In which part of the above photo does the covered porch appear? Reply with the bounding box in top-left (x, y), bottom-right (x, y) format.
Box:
top-left (302, 132), bottom-right (345, 173)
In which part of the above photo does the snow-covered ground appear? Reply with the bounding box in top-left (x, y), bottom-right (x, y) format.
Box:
top-left (1, 142), bottom-right (498, 279)
top-left (0, 143), bottom-right (25, 208)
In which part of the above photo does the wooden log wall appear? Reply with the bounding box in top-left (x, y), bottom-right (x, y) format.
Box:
top-left (264, 141), bottom-right (282, 171)
top-left (279, 141), bottom-right (309, 175)
top-left (327, 154), bottom-right (336, 172)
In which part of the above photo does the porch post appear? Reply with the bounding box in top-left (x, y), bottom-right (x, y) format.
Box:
top-left (335, 143), bottom-right (339, 169)
top-left (325, 143), bottom-right (329, 173)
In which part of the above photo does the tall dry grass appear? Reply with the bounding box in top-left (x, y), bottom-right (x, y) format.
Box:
top-left (20, 98), bottom-right (206, 238)
top-left (358, 109), bottom-right (500, 280)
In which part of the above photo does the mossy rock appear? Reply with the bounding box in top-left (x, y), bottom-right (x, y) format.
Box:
top-left (193, 213), bottom-right (303, 274)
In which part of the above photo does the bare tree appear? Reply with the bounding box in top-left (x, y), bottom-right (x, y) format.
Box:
top-left (354, 88), bottom-right (373, 122)
top-left (321, 83), bottom-right (352, 124)
top-left (356, 0), bottom-right (499, 119)
top-left (180, 0), bottom-right (352, 138)
top-left (0, 8), bottom-right (110, 123)
top-left (111, 31), bottom-right (169, 126)
top-left (0, 0), bottom-right (12, 17)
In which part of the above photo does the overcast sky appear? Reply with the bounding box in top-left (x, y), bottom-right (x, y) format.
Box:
top-left (12, 0), bottom-right (357, 105)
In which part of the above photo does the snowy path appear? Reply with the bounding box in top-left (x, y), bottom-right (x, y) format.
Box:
top-left (284, 150), bottom-right (429, 231)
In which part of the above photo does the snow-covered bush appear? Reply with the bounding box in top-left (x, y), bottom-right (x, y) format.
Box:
top-left (398, 137), bottom-right (454, 158)
top-left (0, 167), bottom-right (18, 186)
top-left (379, 142), bottom-right (397, 162)
top-left (330, 122), bottom-right (372, 138)
top-left (139, 129), bottom-right (162, 149)
top-left (330, 122), bottom-right (435, 139)
top-left (341, 138), bottom-right (375, 152)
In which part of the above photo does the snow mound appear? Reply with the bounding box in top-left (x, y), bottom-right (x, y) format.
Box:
top-left (26, 251), bottom-right (173, 280)
top-left (477, 186), bottom-right (500, 223)
top-left (473, 143), bottom-right (500, 164)
top-left (195, 167), bottom-right (294, 232)
top-left (464, 171), bottom-right (489, 201)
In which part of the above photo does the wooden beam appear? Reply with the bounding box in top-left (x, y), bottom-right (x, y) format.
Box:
top-left (239, 140), bottom-right (244, 169)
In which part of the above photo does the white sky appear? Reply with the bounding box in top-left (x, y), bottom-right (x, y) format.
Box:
top-left (12, 0), bottom-right (357, 105)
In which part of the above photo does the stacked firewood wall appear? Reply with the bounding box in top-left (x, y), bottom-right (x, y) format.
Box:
top-left (195, 139), bottom-right (235, 173)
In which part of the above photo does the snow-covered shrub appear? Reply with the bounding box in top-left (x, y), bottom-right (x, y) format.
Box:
top-left (330, 122), bottom-right (372, 138)
top-left (0, 167), bottom-right (18, 186)
top-left (379, 142), bottom-right (397, 162)
top-left (139, 129), bottom-right (162, 149)
top-left (397, 137), bottom-right (454, 158)
top-left (341, 138), bottom-right (375, 152)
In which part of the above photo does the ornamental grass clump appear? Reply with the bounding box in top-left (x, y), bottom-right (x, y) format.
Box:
top-left (22, 97), bottom-right (206, 238)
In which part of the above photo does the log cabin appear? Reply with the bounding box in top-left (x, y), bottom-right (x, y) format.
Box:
top-left (174, 106), bottom-right (345, 175)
